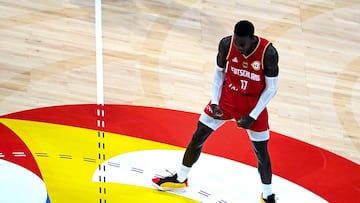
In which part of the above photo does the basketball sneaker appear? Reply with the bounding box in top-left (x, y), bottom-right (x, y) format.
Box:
top-left (260, 193), bottom-right (276, 203)
top-left (152, 172), bottom-right (188, 193)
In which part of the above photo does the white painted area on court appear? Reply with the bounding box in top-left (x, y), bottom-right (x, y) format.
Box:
top-left (0, 159), bottom-right (48, 203)
top-left (93, 149), bottom-right (328, 203)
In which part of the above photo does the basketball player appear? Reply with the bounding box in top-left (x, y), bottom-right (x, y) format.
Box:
top-left (152, 20), bottom-right (279, 203)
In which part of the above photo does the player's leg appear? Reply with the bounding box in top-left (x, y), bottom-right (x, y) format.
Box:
top-left (247, 129), bottom-right (276, 203)
top-left (152, 112), bottom-right (225, 192)
top-left (248, 130), bottom-right (272, 184)
top-left (182, 112), bottom-right (225, 167)
top-left (182, 120), bottom-right (213, 167)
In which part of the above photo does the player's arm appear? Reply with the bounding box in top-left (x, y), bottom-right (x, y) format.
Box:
top-left (238, 44), bottom-right (279, 128)
top-left (216, 36), bottom-right (230, 69)
top-left (211, 36), bottom-right (231, 119)
top-left (249, 44), bottom-right (279, 119)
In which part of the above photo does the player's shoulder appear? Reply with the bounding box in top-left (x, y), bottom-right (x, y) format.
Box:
top-left (218, 35), bottom-right (232, 52)
top-left (265, 44), bottom-right (278, 58)
top-left (219, 35), bottom-right (232, 46)
top-left (263, 39), bottom-right (279, 76)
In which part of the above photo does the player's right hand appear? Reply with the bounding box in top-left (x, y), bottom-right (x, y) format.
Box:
top-left (211, 104), bottom-right (223, 119)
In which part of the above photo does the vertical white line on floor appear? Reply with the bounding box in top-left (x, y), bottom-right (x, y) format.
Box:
top-left (95, 0), bottom-right (104, 106)
top-left (95, 0), bottom-right (106, 202)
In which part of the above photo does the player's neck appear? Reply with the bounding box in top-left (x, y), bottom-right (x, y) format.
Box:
top-left (244, 36), bottom-right (258, 56)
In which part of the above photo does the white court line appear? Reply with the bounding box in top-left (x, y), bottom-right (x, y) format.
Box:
top-left (95, 0), bottom-right (104, 105)
top-left (12, 151), bottom-right (26, 157)
top-left (95, 1), bottom-right (106, 202)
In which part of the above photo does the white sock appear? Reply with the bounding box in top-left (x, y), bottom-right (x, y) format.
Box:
top-left (176, 165), bottom-right (191, 182)
top-left (262, 184), bottom-right (272, 199)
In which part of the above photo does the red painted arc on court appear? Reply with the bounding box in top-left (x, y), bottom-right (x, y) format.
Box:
top-left (0, 104), bottom-right (359, 202)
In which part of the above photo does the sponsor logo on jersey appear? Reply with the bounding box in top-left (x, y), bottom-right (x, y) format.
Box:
top-left (232, 57), bottom-right (238, 63)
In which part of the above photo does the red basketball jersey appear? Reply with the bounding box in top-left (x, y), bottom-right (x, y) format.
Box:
top-left (225, 36), bottom-right (270, 96)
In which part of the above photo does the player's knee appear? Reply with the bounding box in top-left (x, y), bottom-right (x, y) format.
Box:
top-left (189, 122), bottom-right (213, 146)
top-left (252, 140), bottom-right (270, 162)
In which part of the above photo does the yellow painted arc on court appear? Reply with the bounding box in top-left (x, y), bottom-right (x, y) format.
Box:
top-left (0, 118), bottom-right (198, 203)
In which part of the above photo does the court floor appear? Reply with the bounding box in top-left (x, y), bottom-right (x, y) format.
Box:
top-left (0, 0), bottom-right (359, 202)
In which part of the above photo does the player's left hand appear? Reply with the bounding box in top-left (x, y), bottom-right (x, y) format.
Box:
top-left (237, 115), bottom-right (255, 129)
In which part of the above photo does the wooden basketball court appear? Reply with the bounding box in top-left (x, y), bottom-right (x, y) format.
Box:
top-left (0, 0), bottom-right (359, 165)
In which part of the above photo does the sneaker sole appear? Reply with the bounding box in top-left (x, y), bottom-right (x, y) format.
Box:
top-left (151, 181), bottom-right (187, 193)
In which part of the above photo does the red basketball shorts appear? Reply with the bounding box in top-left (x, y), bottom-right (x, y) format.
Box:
top-left (204, 86), bottom-right (269, 132)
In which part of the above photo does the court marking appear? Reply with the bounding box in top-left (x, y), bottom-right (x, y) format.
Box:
top-left (1, 104), bottom-right (359, 202)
